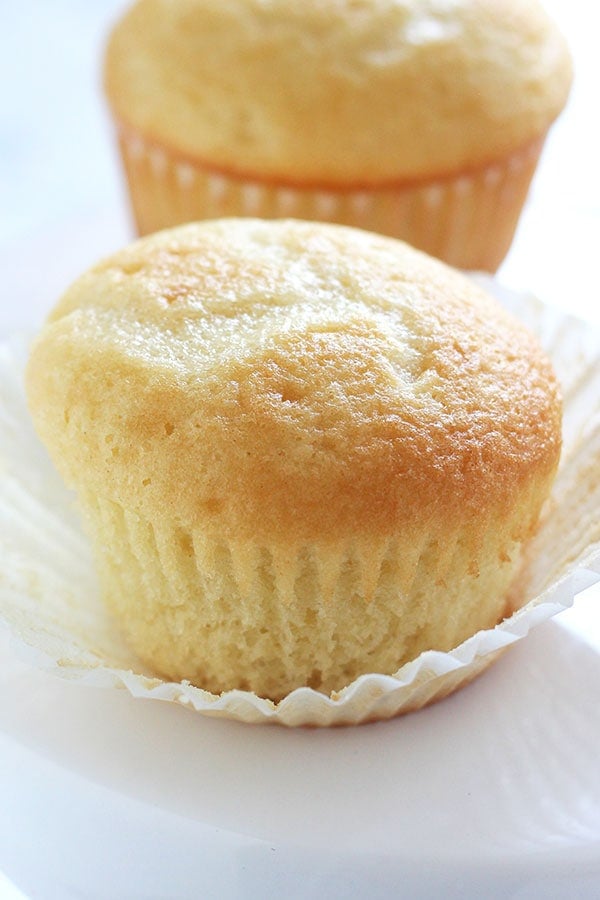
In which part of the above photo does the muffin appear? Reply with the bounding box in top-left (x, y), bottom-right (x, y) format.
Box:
top-left (26, 219), bottom-right (562, 701)
top-left (104, 0), bottom-right (572, 272)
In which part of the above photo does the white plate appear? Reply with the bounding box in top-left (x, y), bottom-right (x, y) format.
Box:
top-left (1, 585), bottom-right (600, 899)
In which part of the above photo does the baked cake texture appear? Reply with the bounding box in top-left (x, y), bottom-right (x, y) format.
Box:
top-left (104, 0), bottom-right (572, 270)
top-left (26, 219), bottom-right (562, 699)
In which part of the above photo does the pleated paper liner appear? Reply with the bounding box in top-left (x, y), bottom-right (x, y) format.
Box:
top-left (116, 124), bottom-right (544, 272)
top-left (1, 279), bottom-right (599, 726)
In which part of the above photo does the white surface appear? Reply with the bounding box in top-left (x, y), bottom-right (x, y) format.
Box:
top-left (1, 1), bottom-right (599, 898)
top-left (0, 873), bottom-right (27, 900)
top-left (1, 588), bottom-right (600, 899)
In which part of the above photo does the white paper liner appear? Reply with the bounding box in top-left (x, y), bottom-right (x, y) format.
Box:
top-left (117, 125), bottom-right (543, 272)
top-left (1, 280), bottom-right (600, 726)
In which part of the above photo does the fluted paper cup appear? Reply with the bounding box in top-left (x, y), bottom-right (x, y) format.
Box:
top-left (116, 124), bottom-right (545, 272)
top-left (1, 280), bottom-right (599, 726)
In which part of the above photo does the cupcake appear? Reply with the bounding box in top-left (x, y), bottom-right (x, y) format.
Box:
top-left (26, 219), bottom-right (562, 701)
top-left (104, 0), bottom-right (572, 272)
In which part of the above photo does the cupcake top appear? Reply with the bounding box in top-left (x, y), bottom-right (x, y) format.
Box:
top-left (26, 219), bottom-right (562, 543)
top-left (104, 0), bottom-right (572, 185)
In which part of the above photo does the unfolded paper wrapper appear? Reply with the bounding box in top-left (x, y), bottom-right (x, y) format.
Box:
top-left (1, 278), bottom-right (599, 727)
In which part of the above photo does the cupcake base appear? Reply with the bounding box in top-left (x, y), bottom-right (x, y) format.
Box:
top-left (79, 490), bottom-right (525, 703)
top-left (115, 125), bottom-right (545, 272)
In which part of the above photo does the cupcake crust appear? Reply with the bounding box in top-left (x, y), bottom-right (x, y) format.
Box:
top-left (104, 0), bottom-right (572, 184)
top-left (26, 219), bottom-right (561, 544)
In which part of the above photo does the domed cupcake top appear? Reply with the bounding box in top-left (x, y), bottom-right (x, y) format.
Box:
top-left (104, 0), bottom-right (572, 184)
top-left (26, 219), bottom-right (561, 542)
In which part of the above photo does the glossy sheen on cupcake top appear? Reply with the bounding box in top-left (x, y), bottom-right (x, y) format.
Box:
top-left (104, 0), bottom-right (572, 185)
top-left (26, 219), bottom-right (562, 543)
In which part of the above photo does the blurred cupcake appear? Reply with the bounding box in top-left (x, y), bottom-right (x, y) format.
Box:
top-left (104, 0), bottom-right (572, 271)
top-left (25, 219), bottom-right (562, 702)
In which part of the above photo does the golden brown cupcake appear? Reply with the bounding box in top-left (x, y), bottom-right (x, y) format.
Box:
top-left (26, 219), bottom-right (562, 700)
top-left (104, 0), bottom-right (572, 271)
